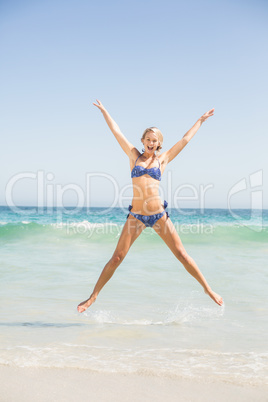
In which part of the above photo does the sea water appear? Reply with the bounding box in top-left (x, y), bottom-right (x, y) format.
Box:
top-left (0, 206), bottom-right (267, 385)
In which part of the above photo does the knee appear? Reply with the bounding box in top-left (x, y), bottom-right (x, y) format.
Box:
top-left (175, 247), bottom-right (190, 264)
top-left (111, 251), bottom-right (126, 266)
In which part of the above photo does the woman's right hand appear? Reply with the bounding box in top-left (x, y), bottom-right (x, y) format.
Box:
top-left (93, 99), bottom-right (106, 112)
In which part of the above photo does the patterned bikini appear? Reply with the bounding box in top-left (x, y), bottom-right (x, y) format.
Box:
top-left (127, 155), bottom-right (169, 227)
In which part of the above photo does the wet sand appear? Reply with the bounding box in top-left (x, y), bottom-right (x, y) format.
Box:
top-left (0, 366), bottom-right (267, 402)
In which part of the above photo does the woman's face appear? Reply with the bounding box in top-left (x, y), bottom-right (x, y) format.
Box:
top-left (142, 131), bottom-right (160, 154)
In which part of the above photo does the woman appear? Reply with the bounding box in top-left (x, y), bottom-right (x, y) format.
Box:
top-left (77, 100), bottom-right (223, 313)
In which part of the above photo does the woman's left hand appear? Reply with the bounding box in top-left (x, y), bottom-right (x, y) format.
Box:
top-left (200, 108), bottom-right (214, 123)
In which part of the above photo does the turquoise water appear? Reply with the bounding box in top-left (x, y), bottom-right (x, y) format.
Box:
top-left (0, 206), bottom-right (268, 384)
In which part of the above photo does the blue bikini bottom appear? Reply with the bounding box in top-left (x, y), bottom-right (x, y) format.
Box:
top-left (127, 200), bottom-right (169, 228)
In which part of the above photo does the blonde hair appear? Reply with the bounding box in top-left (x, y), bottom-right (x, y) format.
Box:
top-left (141, 127), bottom-right (163, 155)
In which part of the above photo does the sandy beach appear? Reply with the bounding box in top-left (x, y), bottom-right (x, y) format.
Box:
top-left (0, 366), bottom-right (267, 402)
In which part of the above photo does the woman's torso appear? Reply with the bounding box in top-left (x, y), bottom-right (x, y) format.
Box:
top-left (130, 152), bottom-right (166, 215)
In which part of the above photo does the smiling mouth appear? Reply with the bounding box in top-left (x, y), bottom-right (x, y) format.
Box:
top-left (148, 146), bottom-right (154, 150)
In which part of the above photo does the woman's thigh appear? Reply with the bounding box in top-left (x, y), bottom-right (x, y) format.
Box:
top-left (113, 214), bottom-right (146, 256)
top-left (153, 215), bottom-right (187, 258)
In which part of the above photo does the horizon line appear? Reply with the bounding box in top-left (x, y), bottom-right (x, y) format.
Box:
top-left (0, 205), bottom-right (266, 211)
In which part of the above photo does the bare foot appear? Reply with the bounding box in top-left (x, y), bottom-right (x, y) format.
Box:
top-left (77, 295), bottom-right (96, 313)
top-left (205, 288), bottom-right (223, 306)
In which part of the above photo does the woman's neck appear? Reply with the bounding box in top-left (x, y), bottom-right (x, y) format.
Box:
top-left (142, 151), bottom-right (155, 159)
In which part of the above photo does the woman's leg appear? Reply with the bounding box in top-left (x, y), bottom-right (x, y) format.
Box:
top-left (77, 215), bottom-right (146, 312)
top-left (153, 215), bottom-right (223, 306)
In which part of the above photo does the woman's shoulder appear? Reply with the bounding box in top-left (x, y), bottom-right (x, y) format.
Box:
top-left (157, 151), bottom-right (169, 166)
top-left (129, 147), bottom-right (141, 162)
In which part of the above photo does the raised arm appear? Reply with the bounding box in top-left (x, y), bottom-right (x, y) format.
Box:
top-left (161, 108), bottom-right (215, 164)
top-left (93, 100), bottom-right (137, 158)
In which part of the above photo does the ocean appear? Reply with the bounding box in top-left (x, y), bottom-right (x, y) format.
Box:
top-left (0, 205), bottom-right (267, 385)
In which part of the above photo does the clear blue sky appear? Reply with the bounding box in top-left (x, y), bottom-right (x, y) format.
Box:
top-left (1, 0), bottom-right (267, 209)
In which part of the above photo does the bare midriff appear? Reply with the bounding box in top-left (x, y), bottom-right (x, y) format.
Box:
top-left (131, 176), bottom-right (163, 215)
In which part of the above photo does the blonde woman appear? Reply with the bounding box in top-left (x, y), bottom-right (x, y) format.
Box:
top-left (77, 100), bottom-right (223, 313)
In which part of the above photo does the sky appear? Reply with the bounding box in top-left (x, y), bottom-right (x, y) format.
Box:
top-left (1, 0), bottom-right (267, 210)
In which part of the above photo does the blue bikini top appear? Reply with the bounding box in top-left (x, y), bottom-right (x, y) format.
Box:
top-left (131, 155), bottom-right (161, 181)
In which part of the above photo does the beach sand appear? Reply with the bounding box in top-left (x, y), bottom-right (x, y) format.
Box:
top-left (0, 366), bottom-right (267, 402)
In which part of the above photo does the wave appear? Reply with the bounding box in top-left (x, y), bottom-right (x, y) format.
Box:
top-left (0, 220), bottom-right (267, 244)
top-left (1, 344), bottom-right (267, 385)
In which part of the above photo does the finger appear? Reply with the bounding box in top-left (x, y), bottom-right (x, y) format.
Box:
top-left (205, 110), bottom-right (214, 117)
